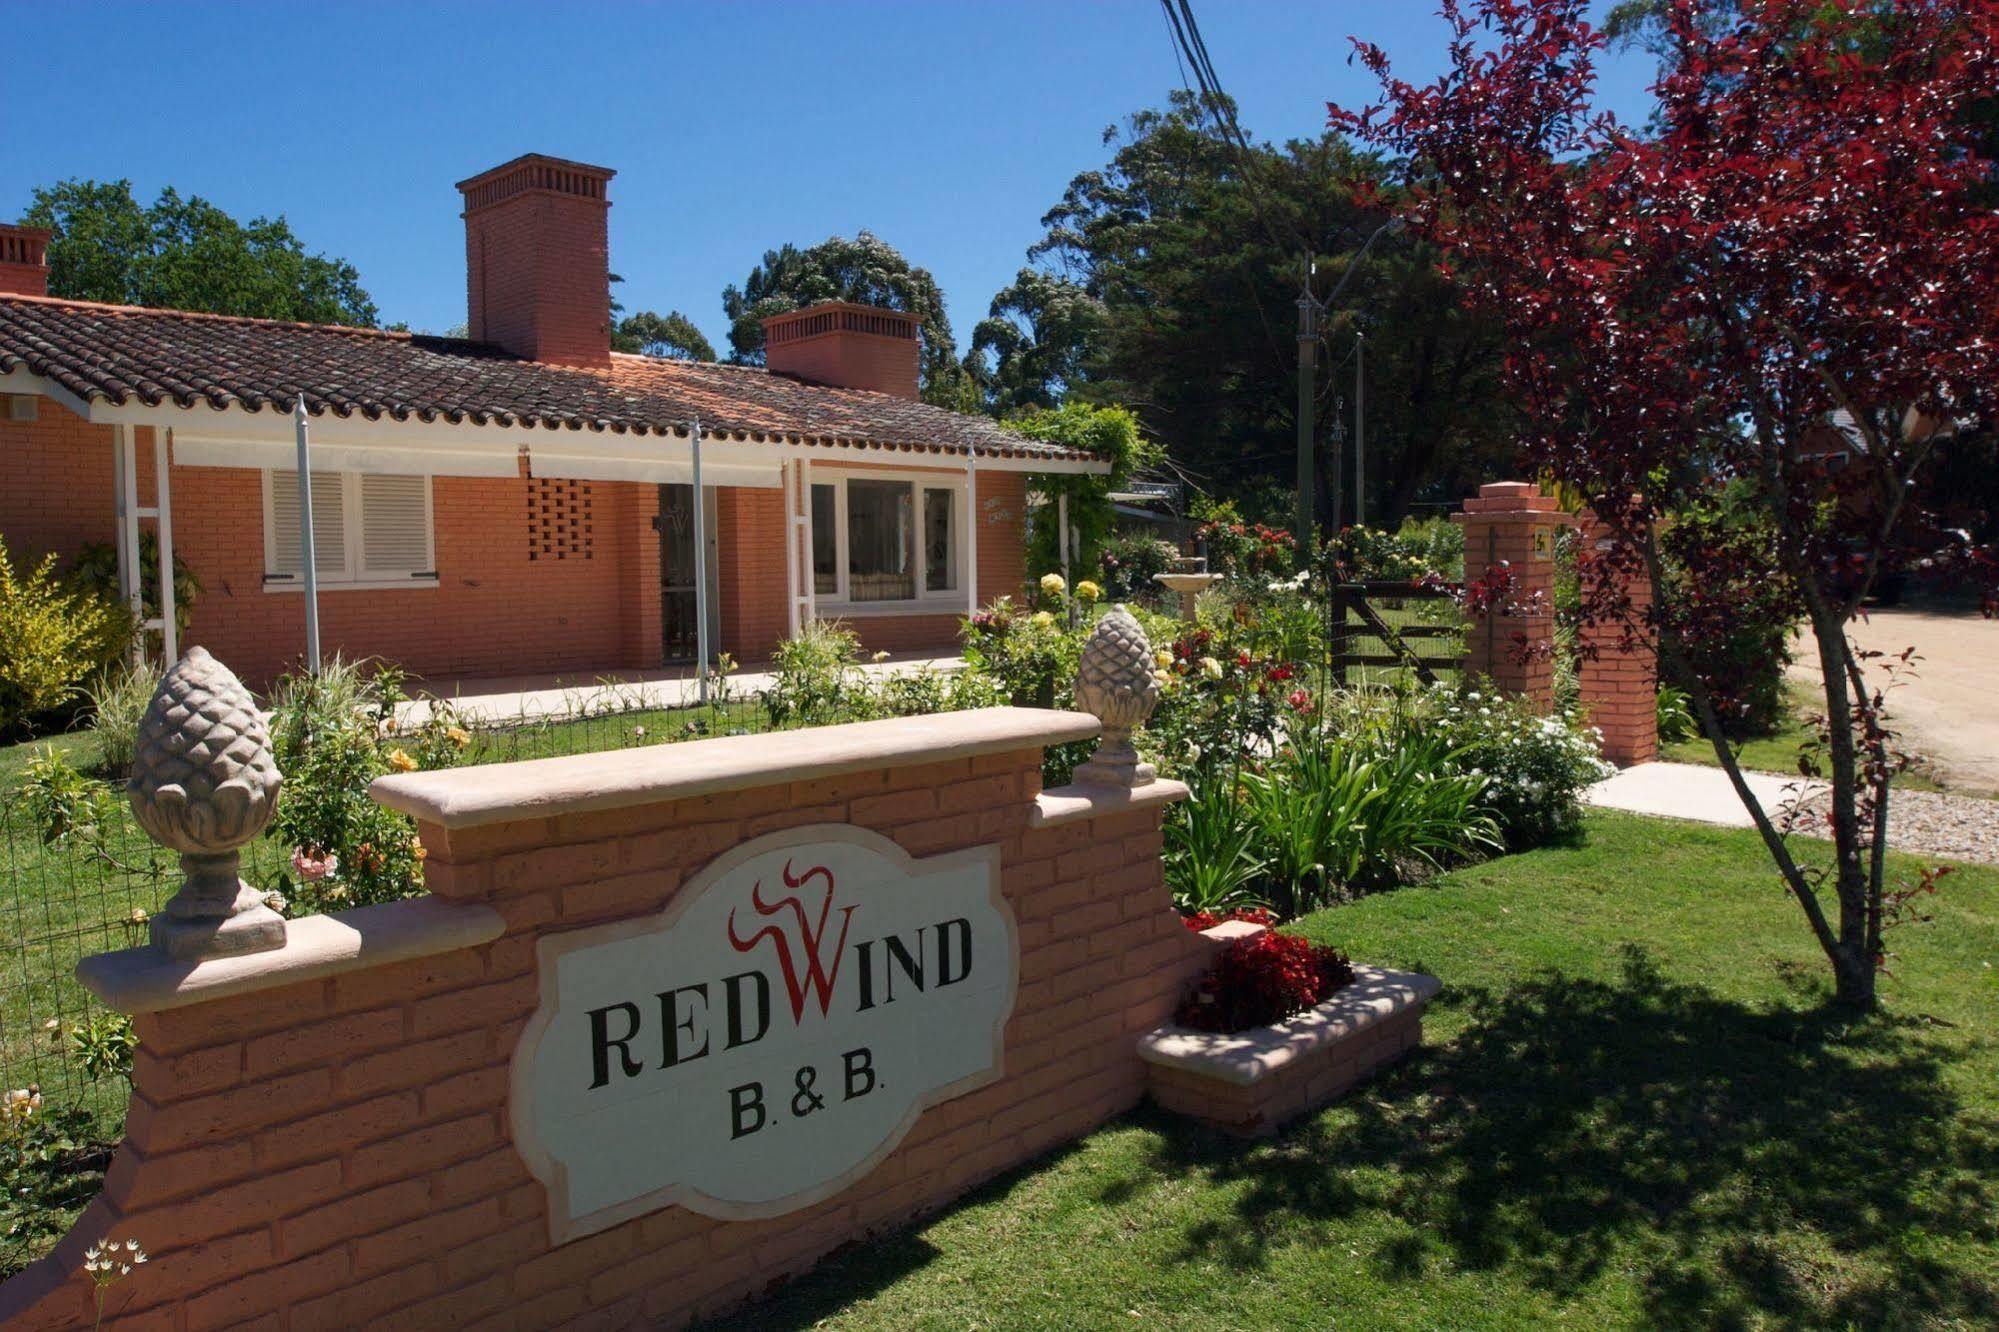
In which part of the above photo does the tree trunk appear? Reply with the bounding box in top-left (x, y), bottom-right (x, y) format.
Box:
top-left (1831, 939), bottom-right (1876, 1010)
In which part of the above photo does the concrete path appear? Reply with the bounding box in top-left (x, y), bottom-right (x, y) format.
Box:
top-left (1790, 606), bottom-right (1999, 796)
top-left (1585, 761), bottom-right (1827, 829)
top-left (394, 653), bottom-right (964, 726)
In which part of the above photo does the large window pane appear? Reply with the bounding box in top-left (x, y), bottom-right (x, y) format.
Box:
top-left (847, 479), bottom-right (914, 602)
top-left (923, 487), bottom-right (956, 592)
top-left (811, 484), bottom-right (838, 596)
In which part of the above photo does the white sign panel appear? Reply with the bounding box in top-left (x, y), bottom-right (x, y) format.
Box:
top-left (512, 825), bottom-right (1016, 1242)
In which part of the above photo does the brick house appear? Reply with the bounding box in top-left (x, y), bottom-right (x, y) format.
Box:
top-left (0, 154), bottom-right (1104, 688)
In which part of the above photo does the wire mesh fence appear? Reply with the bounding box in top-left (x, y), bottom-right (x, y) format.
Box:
top-left (0, 673), bottom-right (972, 1116)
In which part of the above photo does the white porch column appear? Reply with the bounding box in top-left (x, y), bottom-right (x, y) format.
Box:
top-left (113, 424), bottom-right (144, 665)
top-left (153, 427), bottom-right (179, 664)
top-left (800, 456), bottom-right (817, 623)
top-left (965, 456), bottom-right (979, 616)
top-left (782, 459), bottom-right (800, 638)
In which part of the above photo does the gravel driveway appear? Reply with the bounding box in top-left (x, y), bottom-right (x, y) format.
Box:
top-left (1790, 606), bottom-right (1999, 797)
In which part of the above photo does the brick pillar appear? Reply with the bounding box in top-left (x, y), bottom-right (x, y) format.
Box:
top-left (1452, 481), bottom-right (1570, 713)
top-left (1576, 509), bottom-right (1658, 766)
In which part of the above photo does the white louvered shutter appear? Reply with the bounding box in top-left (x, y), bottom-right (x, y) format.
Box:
top-left (359, 474), bottom-right (432, 579)
top-left (269, 470), bottom-right (348, 578)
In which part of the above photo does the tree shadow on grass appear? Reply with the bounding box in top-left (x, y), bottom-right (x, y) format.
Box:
top-left (1135, 945), bottom-right (1999, 1328)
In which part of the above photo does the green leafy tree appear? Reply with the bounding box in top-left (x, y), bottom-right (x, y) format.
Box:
top-left (966, 269), bottom-right (1108, 415)
top-left (613, 309), bottom-right (715, 361)
top-left (1004, 402), bottom-right (1161, 579)
top-left (23, 179), bottom-right (378, 325)
top-left (1007, 91), bottom-right (1515, 525)
top-left (721, 230), bottom-right (970, 406)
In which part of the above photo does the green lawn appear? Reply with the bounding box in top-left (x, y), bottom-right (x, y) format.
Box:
top-left (1662, 682), bottom-right (1958, 795)
top-left (709, 811), bottom-right (1999, 1330)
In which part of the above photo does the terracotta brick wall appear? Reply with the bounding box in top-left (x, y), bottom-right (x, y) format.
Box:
top-left (2, 400), bottom-right (1037, 686)
top-left (1576, 509), bottom-right (1659, 765)
top-left (1454, 481), bottom-right (1572, 713)
top-left (0, 398), bottom-right (116, 564)
top-left (0, 402), bottom-right (664, 690)
top-left (0, 747), bottom-right (1208, 1330)
top-left (460, 167), bottom-right (614, 369)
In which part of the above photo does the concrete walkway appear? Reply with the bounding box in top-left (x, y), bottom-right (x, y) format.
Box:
top-left (394, 653), bottom-right (964, 726)
top-left (1585, 761), bottom-right (1827, 829)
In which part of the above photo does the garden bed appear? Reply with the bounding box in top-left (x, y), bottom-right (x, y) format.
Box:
top-left (1140, 962), bottom-right (1440, 1136)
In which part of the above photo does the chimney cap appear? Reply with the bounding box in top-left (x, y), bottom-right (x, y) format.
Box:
top-left (456, 153), bottom-right (616, 209)
top-left (761, 300), bottom-right (920, 345)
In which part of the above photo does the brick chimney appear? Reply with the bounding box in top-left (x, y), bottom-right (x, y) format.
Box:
top-left (456, 154), bottom-right (615, 368)
top-left (0, 225), bottom-right (51, 297)
top-left (762, 301), bottom-right (921, 399)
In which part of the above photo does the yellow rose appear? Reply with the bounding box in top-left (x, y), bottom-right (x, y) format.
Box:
top-left (1154, 648), bottom-right (1173, 669)
top-left (1075, 580), bottom-right (1102, 603)
top-left (1031, 610), bottom-right (1056, 628)
top-left (1038, 573), bottom-right (1067, 598)
top-left (386, 748), bottom-right (418, 773)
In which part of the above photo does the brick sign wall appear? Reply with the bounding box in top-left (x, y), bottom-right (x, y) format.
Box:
top-left (0, 709), bottom-right (1212, 1330)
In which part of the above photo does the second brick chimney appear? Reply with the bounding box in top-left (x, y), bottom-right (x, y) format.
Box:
top-left (0, 225), bottom-right (52, 298)
top-left (762, 302), bottom-right (921, 399)
top-left (457, 154), bottom-right (615, 368)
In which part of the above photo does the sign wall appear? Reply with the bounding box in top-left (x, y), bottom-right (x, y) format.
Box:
top-left (511, 825), bottom-right (1016, 1242)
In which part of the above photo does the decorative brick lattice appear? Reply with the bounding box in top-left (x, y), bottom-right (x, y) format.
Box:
top-left (528, 479), bottom-right (593, 561)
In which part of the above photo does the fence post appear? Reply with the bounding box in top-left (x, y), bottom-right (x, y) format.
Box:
top-left (1576, 509), bottom-right (1659, 766)
top-left (1452, 481), bottom-right (1570, 714)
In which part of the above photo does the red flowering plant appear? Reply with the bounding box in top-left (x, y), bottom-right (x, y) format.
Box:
top-left (1176, 930), bottom-right (1358, 1033)
top-left (1180, 906), bottom-right (1277, 933)
top-left (1336, 0), bottom-right (1999, 1010)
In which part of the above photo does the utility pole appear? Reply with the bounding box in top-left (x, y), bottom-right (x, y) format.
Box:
top-left (1293, 256), bottom-right (1319, 560)
top-left (1354, 330), bottom-right (1366, 529)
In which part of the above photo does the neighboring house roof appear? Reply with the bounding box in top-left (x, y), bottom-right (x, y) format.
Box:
top-left (0, 294), bottom-right (1090, 465)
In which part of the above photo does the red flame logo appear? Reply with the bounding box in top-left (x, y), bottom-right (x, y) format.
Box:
top-left (725, 861), bottom-right (856, 1023)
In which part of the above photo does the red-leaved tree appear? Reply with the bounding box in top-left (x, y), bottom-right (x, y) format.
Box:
top-left (1334, 0), bottom-right (1999, 1008)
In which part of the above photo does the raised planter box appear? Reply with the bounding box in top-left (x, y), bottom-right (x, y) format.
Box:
top-left (1138, 965), bottom-right (1441, 1136)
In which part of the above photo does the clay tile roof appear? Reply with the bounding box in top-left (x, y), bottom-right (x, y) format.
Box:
top-left (0, 295), bottom-right (1095, 465)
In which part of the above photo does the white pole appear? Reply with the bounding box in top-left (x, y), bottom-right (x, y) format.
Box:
top-left (153, 427), bottom-right (178, 664)
top-left (965, 456), bottom-right (979, 617)
top-left (293, 396), bottom-right (322, 671)
top-left (1056, 490), bottom-right (1072, 627)
top-left (800, 455), bottom-right (817, 624)
top-left (691, 418), bottom-right (711, 705)
top-left (112, 426), bottom-right (141, 666)
top-left (782, 458), bottom-right (800, 638)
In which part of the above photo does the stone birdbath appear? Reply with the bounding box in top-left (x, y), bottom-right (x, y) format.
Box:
top-left (1154, 556), bottom-right (1222, 623)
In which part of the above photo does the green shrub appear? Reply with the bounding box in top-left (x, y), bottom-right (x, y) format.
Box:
top-left (70, 1013), bottom-right (137, 1084)
top-left (959, 597), bottom-right (1081, 711)
top-left (1242, 725), bottom-right (1498, 915)
top-left (266, 658), bottom-right (462, 914)
top-left (1, 1092), bottom-right (110, 1278)
top-left (1098, 533), bottom-right (1176, 604)
top-left (1427, 685), bottom-right (1613, 848)
top-left (1656, 684), bottom-right (1698, 745)
top-left (1163, 774), bottom-right (1268, 915)
top-left (0, 537), bottom-right (123, 737)
top-left (69, 532), bottom-right (201, 647)
top-left (763, 621), bottom-right (867, 727)
top-left (87, 661), bottom-right (160, 778)
top-left (1657, 489), bottom-right (1797, 737)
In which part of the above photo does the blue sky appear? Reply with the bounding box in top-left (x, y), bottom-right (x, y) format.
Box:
top-left (3, 1), bottom-right (1660, 353)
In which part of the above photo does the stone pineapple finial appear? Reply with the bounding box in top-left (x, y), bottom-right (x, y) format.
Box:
top-left (1073, 604), bottom-right (1160, 789)
top-left (128, 647), bottom-right (287, 961)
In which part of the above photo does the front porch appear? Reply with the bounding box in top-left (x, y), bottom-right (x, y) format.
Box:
top-left (393, 650), bottom-right (967, 726)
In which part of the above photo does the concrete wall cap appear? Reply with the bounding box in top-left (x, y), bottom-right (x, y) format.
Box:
top-left (1029, 777), bottom-right (1189, 828)
top-left (75, 896), bottom-right (505, 1016)
top-left (1137, 966), bottom-right (1441, 1086)
top-left (372, 707), bottom-right (1101, 830)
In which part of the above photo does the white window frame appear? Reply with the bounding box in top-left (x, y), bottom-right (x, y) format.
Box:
top-left (811, 468), bottom-right (967, 615)
top-left (261, 469), bottom-right (439, 592)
